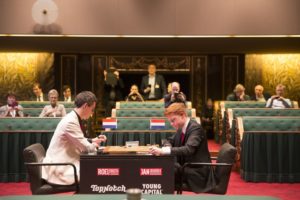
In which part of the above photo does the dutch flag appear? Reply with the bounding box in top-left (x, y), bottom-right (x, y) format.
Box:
top-left (102, 118), bottom-right (117, 129)
top-left (150, 118), bottom-right (165, 130)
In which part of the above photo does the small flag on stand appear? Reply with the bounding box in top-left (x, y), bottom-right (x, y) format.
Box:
top-left (102, 118), bottom-right (117, 129)
top-left (150, 118), bottom-right (165, 130)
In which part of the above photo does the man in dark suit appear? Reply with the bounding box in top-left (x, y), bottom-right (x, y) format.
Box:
top-left (61, 85), bottom-right (74, 102)
top-left (149, 103), bottom-right (211, 193)
top-left (140, 64), bottom-right (167, 100)
top-left (32, 83), bottom-right (46, 102)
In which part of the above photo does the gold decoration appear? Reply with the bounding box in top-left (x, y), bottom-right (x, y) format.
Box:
top-left (245, 54), bottom-right (300, 102)
top-left (0, 53), bottom-right (54, 102)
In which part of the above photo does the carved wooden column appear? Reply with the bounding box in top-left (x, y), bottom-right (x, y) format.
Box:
top-left (60, 55), bottom-right (77, 95)
top-left (222, 55), bottom-right (240, 99)
top-left (191, 56), bottom-right (207, 114)
top-left (91, 55), bottom-right (108, 113)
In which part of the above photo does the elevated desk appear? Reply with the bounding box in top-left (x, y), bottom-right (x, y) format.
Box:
top-left (0, 117), bottom-right (61, 182)
top-left (80, 146), bottom-right (174, 194)
top-left (241, 131), bottom-right (300, 183)
top-left (0, 195), bottom-right (280, 200)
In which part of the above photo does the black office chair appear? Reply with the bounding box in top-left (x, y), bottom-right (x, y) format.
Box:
top-left (23, 143), bottom-right (79, 194)
top-left (177, 143), bottom-right (237, 194)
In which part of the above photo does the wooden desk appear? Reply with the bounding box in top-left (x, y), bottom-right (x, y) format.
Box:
top-left (103, 145), bottom-right (152, 154)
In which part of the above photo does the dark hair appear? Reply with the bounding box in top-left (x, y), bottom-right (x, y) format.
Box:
top-left (63, 85), bottom-right (71, 92)
top-left (33, 83), bottom-right (42, 89)
top-left (6, 93), bottom-right (16, 99)
top-left (74, 91), bottom-right (97, 108)
top-left (148, 63), bottom-right (156, 68)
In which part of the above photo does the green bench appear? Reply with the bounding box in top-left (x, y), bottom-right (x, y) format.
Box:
top-left (216, 101), bottom-right (267, 143)
top-left (236, 116), bottom-right (300, 133)
top-left (226, 108), bottom-right (300, 145)
top-left (19, 101), bottom-right (74, 108)
top-left (100, 130), bottom-right (176, 146)
top-left (23, 108), bottom-right (73, 117)
top-left (0, 117), bottom-right (63, 182)
top-left (111, 108), bottom-right (196, 118)
top-left (103, 117), bottom-right (200, 130)
top-left (103, 117), bottom-right (174, 130)
top-left (0, 117), bottom-right (62, 131)
top-left (116, 101), bottom-right (192, 109)
top-left (236, 116), bottom-right (300, 182)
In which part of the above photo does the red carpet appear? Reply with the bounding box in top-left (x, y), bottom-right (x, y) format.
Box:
top-left (1, 140), bottom-right (300, 199)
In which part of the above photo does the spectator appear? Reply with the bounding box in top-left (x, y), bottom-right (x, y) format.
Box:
top-left (0, 93), bottom-right (24, 117)
top-left (251, 85), bottom-right (271, 102)
top-left (42, 91), bottom-right (107, 185)
top-left (266, 84), bottom-right (292, 108)
top-left (126, 84), bottom-right (144, 102)
top-left (32, 83), bottom-right (45, 102)
top-left (40, 89), bottom-right (66, 117)
top-left (103, 67), bottom-right (124, 117)
top-left (164, 82), bottom-right (186, 108)
top-left (201, 98), bottom-right (214, 139)
top-left (62, 85), bottom-right (73, 102)
top-left (140, 64), bottom-right (167, 100)
top-left (226, 84), bottom-right (251, 101)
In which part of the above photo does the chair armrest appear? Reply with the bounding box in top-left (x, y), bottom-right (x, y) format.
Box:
top-left (25, 162), bottom-right (79, 192)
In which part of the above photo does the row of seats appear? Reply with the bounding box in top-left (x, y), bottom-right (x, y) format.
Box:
top-left (214, 100), bottom-right (299, 143)
top-left (101, 101), bottom-right (198, 146)
top-left (115, 101), bottom-right (192, 109)
top-left (111, 108), bottom-right (196, 118)
top-left (23, 108), bottom-right (73, 117)
top-left (226, 108), bottom-right (300, 145)
top-left (213, 101), bottom-right (300, 178)
top-left (19, 101), bottom-right (74, 108)
top-left (235, 116), bottom-right (300, 182)
top-left (0, 117), bottom-right (62, 131)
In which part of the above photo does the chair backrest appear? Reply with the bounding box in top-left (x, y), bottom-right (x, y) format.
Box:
top-left (213, 143), bottom-right (237, 194)
top-left (23, 143), bottom-right (46, 194)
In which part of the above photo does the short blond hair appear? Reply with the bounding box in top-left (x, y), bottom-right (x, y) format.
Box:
top-left (164, 103), bottom-right (187, 117)
top-left (234, 84), bottom-right (245, 93)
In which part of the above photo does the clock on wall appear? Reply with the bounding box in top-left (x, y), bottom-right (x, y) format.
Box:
top-left (32, 0), bottom-right (58, 25)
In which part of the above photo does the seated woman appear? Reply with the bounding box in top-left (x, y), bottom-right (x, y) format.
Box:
top-left (226, 84), bottom-right (251, 101)
top-left (126, 84), bottom-right (144, 102)
top-left (0, 93), bottom-right (24, 117)
top-left (40, 89), bottom-right (66, 117)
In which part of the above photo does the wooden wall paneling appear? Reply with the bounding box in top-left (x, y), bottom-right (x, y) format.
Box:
top-left (192, 56), bottom-right (207, 114)
top-left (91, 55), bottom-right (108, 109)
top-left (222, 55), bottom-right (239, 99)
top-left (60, 55), bottom-right (77, 95)
top-left (109, 55), bottom-right (190, 72)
